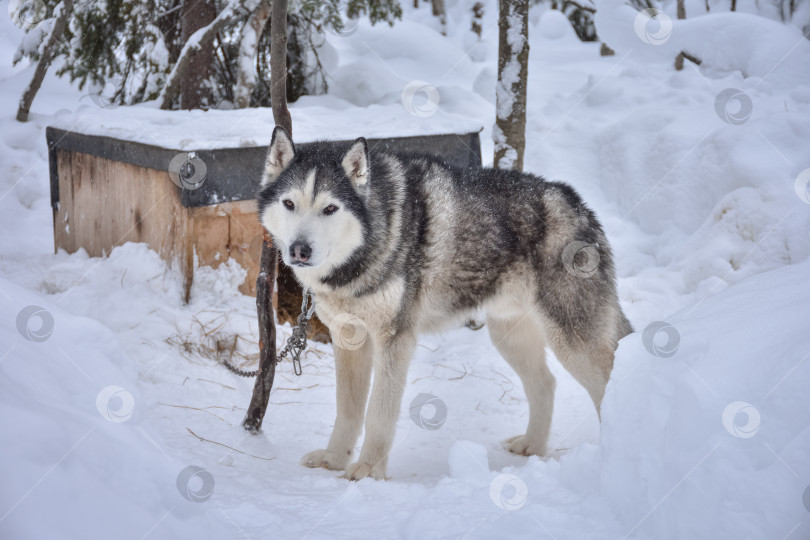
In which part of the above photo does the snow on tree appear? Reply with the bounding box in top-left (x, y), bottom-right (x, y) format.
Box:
top-left (13, 0), bottom-right (403, 113)
top-left (545, 0), bottom-right (598, 41)
top-left (234, 0), bottom-right (271, 109)
top-left (13, 0), bottom-right (174, 111)
top-left (493, 0), bottom-right (529, 171)
top-left (159, 0), bottom-right (256, 110)
top-left (15, 0), bottom-right (74, 122)
top-left (179, 0), bottom-right (217, 109)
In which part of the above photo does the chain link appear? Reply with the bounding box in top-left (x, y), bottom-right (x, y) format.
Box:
top-left (278, 289), bottom-right (315, 376)
top-left (220, 289), bottom-right (315, 377)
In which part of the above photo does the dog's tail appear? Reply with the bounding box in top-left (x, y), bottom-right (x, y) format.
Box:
top-left (618, 311), bottom-right (634, 340)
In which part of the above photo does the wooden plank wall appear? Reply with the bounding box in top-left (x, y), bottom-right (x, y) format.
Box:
top-left (53, 150), bottom-right (265, 300)
top-left (187, 200), bottom-right (264, 296)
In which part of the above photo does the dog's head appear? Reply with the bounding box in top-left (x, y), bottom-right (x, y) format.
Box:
top-left (257, 126), bottom-right (369, 274)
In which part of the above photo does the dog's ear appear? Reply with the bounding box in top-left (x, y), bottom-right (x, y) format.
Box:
top-left (342, 137), bottom-right (369, 190)
top-left (262, 126), bottom-right (295, 186)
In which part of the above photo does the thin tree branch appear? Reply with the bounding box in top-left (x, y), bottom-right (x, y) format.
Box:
top-left (16, 0), bottom-right (75, 122)
top-left (186, 427), bottom-right (275, 459)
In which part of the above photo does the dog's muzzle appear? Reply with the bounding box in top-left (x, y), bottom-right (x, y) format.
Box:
top-left (289, 241), bottom-right (312, 266)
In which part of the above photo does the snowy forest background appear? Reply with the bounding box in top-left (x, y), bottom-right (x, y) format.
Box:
top-left (2, 0), bottom-right (810, 539)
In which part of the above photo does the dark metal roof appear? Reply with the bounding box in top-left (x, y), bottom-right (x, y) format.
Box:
top-left (47, 127), bottom-right (482, 208)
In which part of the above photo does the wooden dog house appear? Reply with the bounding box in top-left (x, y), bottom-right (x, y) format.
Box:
top-left (46, 127), bottom-right (482, 336)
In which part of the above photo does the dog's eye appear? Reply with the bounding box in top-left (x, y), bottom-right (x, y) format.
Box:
top-left (323, 204), bottom-right (338, 215)
top-left (283, 199), bottom-right (295, 210)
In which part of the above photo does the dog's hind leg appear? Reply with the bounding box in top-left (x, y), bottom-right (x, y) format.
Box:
top-left (302, 338), bottom-right (373, 471)
top-left (487, 313), bottom-right (556, 457)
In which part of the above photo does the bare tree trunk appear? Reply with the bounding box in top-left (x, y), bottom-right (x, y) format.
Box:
top-left (674, 0), bottom-right (686, 70)
top-left (730, 0), bottom-right (736, 11)
top-left (493, 0), bottom-right (529, 171)
top-left (243, 0), bottom-right (289, 433)
top-left (234, 0), bottom-right (271, 109)
top-left (159, 0), bottom-right (247, 110)
top-left (431, 0), bottom-right (447, 36)
top-left (180, 0), bottom-right (217, 109)
top-left (270, 0), bottom-right (292, 135)
top-left (705, 0), bottom-right (710, 11)
top-left (676, 0), bottom-right (686, 19)
top-left (16, 0), bottom-right (74, 122)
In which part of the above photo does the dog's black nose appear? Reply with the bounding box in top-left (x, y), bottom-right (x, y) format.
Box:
top-left (289, 241), bottom-right (312, 263)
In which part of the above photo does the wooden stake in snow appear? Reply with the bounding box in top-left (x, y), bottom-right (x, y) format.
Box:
top-left (270, 0), bottom-right (292, 136)
top-left (242, 232), bottom-right (279, 432)
top-left (243, 0), bottom-right (290, 433)
top-left (493, 0), bottom-right (529, 171)
top-left (16, 0), bottom-right (74, 123)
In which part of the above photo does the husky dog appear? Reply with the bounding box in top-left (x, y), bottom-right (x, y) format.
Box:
top-left (257, 127), bottom-right (632, 480)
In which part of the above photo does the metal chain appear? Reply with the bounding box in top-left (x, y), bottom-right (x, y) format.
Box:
top-left (280, 288), bottom-right (315, 376)
top-left (220, 360), bottom-right (260, 378)
top-left (220, 289), bottom-right (315, 378)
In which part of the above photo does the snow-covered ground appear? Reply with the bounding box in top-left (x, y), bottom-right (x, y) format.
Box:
top-left (2, 1), bottom-right (809, 539)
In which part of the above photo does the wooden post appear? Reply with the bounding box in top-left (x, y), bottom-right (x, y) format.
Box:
top-left (270, 0), bottom-right (292, 136)
top-left (242, 0), bottom-right (291, 432)
top-left (242, 232), bottom-right (279, 432)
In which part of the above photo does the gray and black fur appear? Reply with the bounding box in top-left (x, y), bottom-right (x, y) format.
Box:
top-left (257, 127), bottom-right (632, 480)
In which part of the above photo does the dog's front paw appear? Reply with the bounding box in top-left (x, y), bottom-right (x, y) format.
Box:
top-left (342, 461), bottom-right (385, 481)
top-left (301, 449), bottom-right (350, 471)
top-left (504, 435), bottom-right (547, 457)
